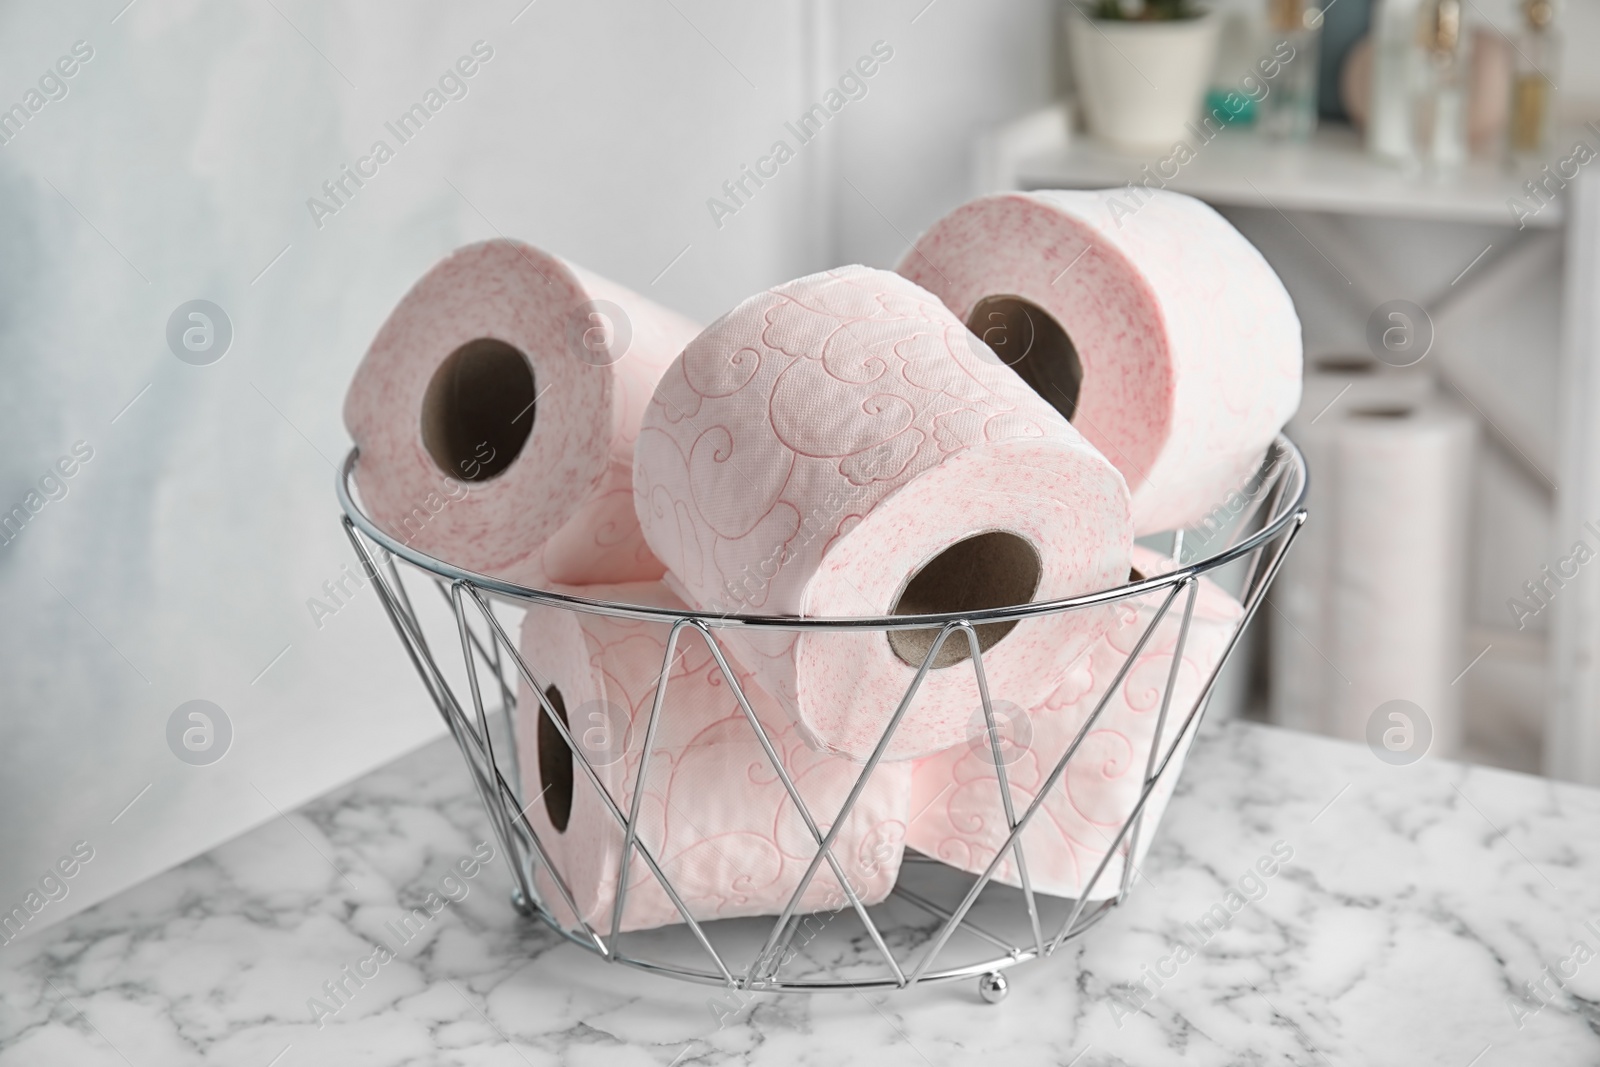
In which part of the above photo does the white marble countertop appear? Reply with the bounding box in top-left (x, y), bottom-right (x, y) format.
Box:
top-left (3, 718), bottom-right (1599, 1067)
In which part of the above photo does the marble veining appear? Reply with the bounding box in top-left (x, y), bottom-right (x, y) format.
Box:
top-left (3, 719), bottom-right (1600, 1066)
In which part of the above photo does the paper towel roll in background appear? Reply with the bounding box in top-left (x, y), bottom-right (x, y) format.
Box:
top-left (907, 546), bottom-right (1243, 899)
top-left (896, 189), bottom-right (1302, 535)
top-left (633, 266), bottom-right (1133, 762)
top-left (345, 240), bottom-right (701, 586)
top-left (1321, 398), bottom-right (1476, 753)
top-left (514, 582), bottom-right (910, 935)
top-left (1269, 359), bottom-right (1436, 732)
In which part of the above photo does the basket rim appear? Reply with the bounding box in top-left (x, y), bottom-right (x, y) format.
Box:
top-left (335, 434), bottom-right (1306, 631)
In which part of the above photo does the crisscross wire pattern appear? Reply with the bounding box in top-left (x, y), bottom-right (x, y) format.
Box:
top-left (335, 436), bottom-right (1307, 994)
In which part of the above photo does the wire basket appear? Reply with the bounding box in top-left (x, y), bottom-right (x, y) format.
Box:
top-left (335, 436), bottom-right (1306, 1002)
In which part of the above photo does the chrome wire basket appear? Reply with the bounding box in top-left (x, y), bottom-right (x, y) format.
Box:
top-left (335, 436), bottom-right (1306, 1002)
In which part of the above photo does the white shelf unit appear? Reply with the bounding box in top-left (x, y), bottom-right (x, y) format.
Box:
top-left (1011, 124), bottom-right (1559, 229)
top-left (990, 119), bottom-right (1600, 783)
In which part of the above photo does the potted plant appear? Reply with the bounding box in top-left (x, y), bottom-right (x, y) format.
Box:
top-left (1067, 0), bottom-right (1222, 150)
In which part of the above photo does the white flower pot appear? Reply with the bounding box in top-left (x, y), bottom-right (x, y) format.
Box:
top-left (1068, 10), bottom-right (1222, 151)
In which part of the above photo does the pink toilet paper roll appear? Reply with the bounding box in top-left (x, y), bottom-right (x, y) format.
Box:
top-left (632, 266), bottom-right (1133, 762)
top-left (344, 239), bottom-right (701, 586)
top-left (906, 546), bottom-right (1242, 899)
top-left (514, 582), bottom-right (910, 935)
top-left (897, 189), bottom-right (1302, 535)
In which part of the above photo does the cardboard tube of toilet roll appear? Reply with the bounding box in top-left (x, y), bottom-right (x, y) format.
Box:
top-left (514, 582), bottom-right (910, 935)
top-left (633, 266), bottom-right (1133, 762)
top-left (906, 546), bottom-right (1242, 898)
top-left (344, 239), bottom-right (701, 585)
top-left (897, 189), bottom-right (1303, 536)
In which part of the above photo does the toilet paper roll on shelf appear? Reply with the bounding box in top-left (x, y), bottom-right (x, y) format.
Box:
top-left (1294, 355), bottom-right (1435, 429)
top-left (896, 188), bottom-right (1303, 536)
top-left (907, 545), bottom-right (1243, 899)
top-left (345, 239), bottom-right (701, 587)
top-left (1321, 398), bottom-right (1476, 753)
top-left (1269, 362), bottom-right (1437, 733)
top-left (633, 266), bottom-right (1133, 762)
top-left (514, 582), bottom-right (910, 936)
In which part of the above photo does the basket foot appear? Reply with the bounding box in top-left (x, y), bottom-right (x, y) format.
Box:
top-left (978, 971), bottom-right (1008, 1004)
top-left (510, 888), bottom-right (535, 918)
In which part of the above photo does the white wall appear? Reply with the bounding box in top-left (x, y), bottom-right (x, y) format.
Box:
top-left (831, 0), bottom-right (1062, 268)
top-left (0, 0), bottom-right (838, 936)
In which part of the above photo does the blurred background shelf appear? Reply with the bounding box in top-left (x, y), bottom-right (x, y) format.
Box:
top-left (984, 105), bottom-right (1594, 782)
top-left (1011, 124), bottom-right (1558, 227)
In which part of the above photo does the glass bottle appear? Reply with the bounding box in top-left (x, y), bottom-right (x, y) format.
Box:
top-left (1508, 0), bottom-right (1559, 161)
top-left (1259, 0), bottom-right (1322, 140)
top-left (1414, 0), bottom-right (1466, 171)
top-left (1369, 0), bottom-right (1423, 163)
